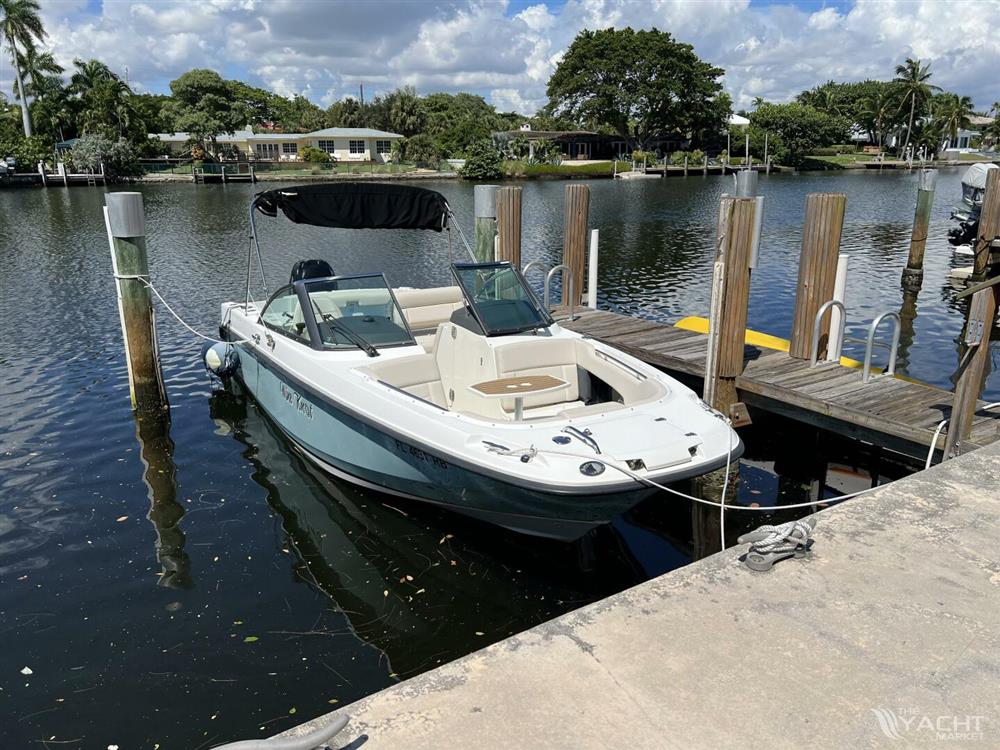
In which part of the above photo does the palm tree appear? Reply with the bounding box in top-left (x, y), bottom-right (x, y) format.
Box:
top-left (893, 57), bottom-right (941, 154)
top-left (70, 58), bottom-right (137, 138)
top-left (751, 96), bottom-right (765, 110)
top-left (17, 45), bottom-right (61, 98)
top-left (861, 89), bottom-right (896, 148)
top-left (936, 93), bottom-right (975, 150)
top-left (0, 0), bottom-right (47, 137)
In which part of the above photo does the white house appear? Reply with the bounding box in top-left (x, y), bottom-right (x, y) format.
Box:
top-left (149, 127), bottom-right (405, 163)
top-left (942, 115), bottom-right (994, 152)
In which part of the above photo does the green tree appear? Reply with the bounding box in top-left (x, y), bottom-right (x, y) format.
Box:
top-left (229, 80), bottom-right (280, 128)
top-left (326, 97), bottom-right (366, 128)
top-left (0, 0), bottom-right (47, 136)
top-left (749, 102), bottom-right (851, 166)
top-left (383, 86), bottom-right (426, 137)
top-left (161, 69), bottom-right (245, 155)
top-left (131, 93), bottom-right (172, 134)
top-left (70, 59), bottom-right (141, 140)
top-left (459, 137), bottom-right (502, 179)
top-left (423, 92), bottom-right (502, 157)
top-left (274, 95), bottom-right (327, 132)
top-left (893, 57), bottom-right (940, 154)
top-left (545, 27), bottom-right (726, 151)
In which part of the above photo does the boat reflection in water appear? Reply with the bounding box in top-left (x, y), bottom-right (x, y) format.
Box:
top-left (207, 384), bottom-right (677, 679)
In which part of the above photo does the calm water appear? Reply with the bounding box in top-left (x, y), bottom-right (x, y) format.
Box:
top-left (1, 170), bottom-right (993, 748)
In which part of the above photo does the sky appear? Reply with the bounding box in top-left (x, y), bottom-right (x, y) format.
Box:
top-left (4, 0), bottom-right (999, 114)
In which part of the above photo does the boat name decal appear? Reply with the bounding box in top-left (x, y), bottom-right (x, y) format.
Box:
top-left (280, 383), bottom-right (314, 420)
top-left (394, 439), bottom-right (448, 470)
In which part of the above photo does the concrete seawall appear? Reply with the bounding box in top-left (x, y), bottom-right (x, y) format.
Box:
top-left (281, 441), bottom-right (1000, 748)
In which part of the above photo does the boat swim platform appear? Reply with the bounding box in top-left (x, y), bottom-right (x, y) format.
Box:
top-left (278, 439), bottom-right (1000, 749)
top-left (552, 307), bottom-right (1000, 461)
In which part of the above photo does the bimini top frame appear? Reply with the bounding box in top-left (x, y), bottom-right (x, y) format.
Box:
top-left (244, 182), bottom-right (475, 306)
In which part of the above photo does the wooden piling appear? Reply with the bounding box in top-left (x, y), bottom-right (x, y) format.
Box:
top-left (105, 192), bottom-right (169, 413)
top-left (945, 287), bottom-right (997, 457)
top-left (972, 169), bottom-right (1000, 282)
top-left (561, 184), bottom-right (590, 306)
top-left (683, 156), bottom-right (688, 176)
top-left (495, 186), bottom-right (522, 267)
top-left (474, 185), bottom-right (499, 262)
top-left (702, 155), bottom-right (708, 176)
top-left (705, 196), bottom-right (757, 422)
top-left (788, 193), bottom-right (847, 360)
top-left (901, 169), bottom-right (937, 288)
top-left (946, 169), bottom-right (1000, 457)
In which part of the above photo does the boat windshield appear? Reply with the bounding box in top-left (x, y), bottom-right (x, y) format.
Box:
top-left (301, 274), bottom-right (414, 351)
top-left (452, 262), bottom-right (552, 336)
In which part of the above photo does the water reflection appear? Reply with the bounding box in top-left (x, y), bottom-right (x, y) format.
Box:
top-left (134, 411), bottom-right (192, 589)
top-left (207, 385), bottom-right (655, 679)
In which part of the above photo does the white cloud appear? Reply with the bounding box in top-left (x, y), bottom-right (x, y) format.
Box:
top-left (16, 0), bottom-right (1000, 116)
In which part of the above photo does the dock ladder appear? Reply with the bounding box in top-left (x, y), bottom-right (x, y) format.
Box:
top-left (810, 301), bottom-right (901, 383)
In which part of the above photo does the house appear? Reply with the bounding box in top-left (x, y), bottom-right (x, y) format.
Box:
top-left (149, 127), bottom-right (405, 163)
top-left (942, 115), bottom-right (994, 152)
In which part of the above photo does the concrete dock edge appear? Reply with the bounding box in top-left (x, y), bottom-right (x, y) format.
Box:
top-left (280, 441), bottom-right (1000, 749)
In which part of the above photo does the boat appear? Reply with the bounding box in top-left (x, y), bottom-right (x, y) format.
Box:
top-left (948, 163), bottom-right (999, 246)
top-left (214, 182), bottom-right (741, 541)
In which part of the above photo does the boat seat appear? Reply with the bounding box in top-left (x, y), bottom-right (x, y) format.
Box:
top-left (394, 286), bottom-right (466, 332)
top-left (493, 339), bottom-right (582, 413)
top-left (357, 353), bottom-right (446, 408)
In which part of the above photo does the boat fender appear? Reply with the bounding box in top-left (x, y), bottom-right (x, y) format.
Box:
top-left (738, 517), bottom-right (815, 572)
top-left (203, 341), bottom-right (239, 380)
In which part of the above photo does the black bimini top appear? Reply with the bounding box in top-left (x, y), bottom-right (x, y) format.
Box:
top-left (253, 182), bottom-right (449, 231)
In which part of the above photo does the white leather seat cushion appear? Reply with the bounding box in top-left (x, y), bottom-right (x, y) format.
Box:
top-left (494, 339), bottom-right (580, 411)
top-left (394, 286), bottom-right (466, 331)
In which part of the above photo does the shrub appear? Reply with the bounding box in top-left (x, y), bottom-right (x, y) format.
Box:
top-left (669, 150), bottom-right (688, 165)
top-left (460, 138), bottom-right (503, 180)
top-left (398, 133), bottom-right (440, 166)
top-left (689, 149), bottom-right (705, 163)
top-left (0, 135), bottom-right (53, 167)
top-left (301, 146), bottom-right (331, 164)
top-left (71, 134), bottom-right (142, 180)
top-left (528, 138), bottom-right (562, 165)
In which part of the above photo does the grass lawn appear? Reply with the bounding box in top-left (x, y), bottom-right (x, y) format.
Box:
top-left (806, 153), bottom-right (894, 166)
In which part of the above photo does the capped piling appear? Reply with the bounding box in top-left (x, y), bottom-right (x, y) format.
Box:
top-left (473, 185), bottom-right (499, 262)
top-left (105, 192), bottom-right (169, 413)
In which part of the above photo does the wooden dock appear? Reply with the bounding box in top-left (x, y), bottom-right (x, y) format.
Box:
top-left (556, 308), bottom-right (1000, 461)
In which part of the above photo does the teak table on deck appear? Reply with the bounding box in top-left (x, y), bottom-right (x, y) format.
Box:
top-left (469, 374), bottom-right (569, 421)
top-left (554, 307), bottom-right (1000, 459)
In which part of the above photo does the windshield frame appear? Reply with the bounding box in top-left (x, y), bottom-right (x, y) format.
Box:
top-left (292, 272), bottom-right (416, 352)
top-left (451, 261), bottom-right (554, 336)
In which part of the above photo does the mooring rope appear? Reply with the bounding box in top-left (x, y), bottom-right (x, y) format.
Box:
top-left (114, 273), bottom-right (245, 345)
top-left (739, 519), bottom-right (815, 554)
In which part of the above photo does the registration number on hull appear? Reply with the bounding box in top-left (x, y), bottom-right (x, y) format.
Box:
top-left (280, 383), bottom-right (314, 420)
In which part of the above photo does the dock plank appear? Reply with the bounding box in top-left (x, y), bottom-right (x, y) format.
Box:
top-left (559, 308), bottom-right (999, 458)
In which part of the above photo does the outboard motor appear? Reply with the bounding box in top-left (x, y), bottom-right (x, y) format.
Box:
top-left (290, 259), bottom-right (335, 283)
top-left (203, 341), bottom-right (239, 384)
